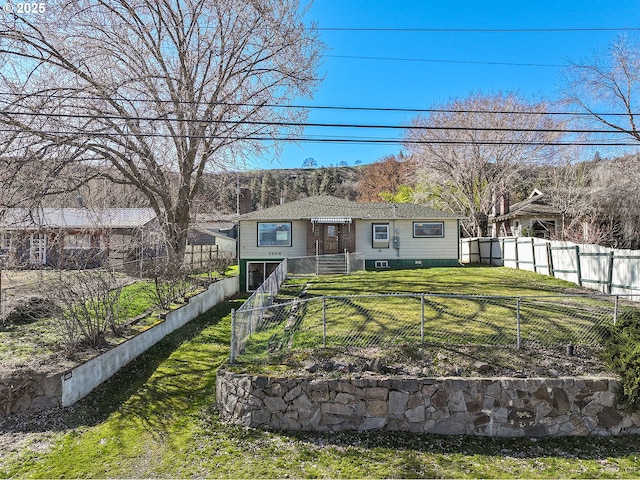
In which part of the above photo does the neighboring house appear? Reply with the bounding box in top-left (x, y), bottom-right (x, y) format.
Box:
top-left (488, 189), bottom-right (562, 239)
top-left (237, 195), bottom-right (464, 291)
top-left (192, 212), bottom-right (238, 239)
top-left (0, 207), bottom-right (159, 269)
top-left (187, 226), bottom-right (237, 258)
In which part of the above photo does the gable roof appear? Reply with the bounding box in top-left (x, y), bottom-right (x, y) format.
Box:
top-left (238, 195), bottom-right (464, 221)
top-left (0, 208), bottom-right (157, 229)
top-left (490, 190), bottom-right (561, 222)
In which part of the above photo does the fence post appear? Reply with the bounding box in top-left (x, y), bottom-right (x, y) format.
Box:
top-left (531, 238), bottom-right (536, 272)
top-left (420, 293), bottom-right (425, 344)
top-left (575, 246), bottom-right (583, 287)
top-left (547, 242), bottom-right (555, 278)
top-left (322, 297), bottom-right (327, 348)
top-left (516, 297), bottom-right (521, 350)
top-left (230, 308), bottom-right (237, 364)
top-left (614, 295), bottom-right (619, 326)
top-left (607, 251), bottom-right (615, 294)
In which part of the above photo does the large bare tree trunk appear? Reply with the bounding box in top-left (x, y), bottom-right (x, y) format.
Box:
top-left (0, 0), bottom-right (323, 261)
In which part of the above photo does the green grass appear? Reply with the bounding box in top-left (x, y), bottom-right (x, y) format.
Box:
top-left (281, 265), bottom-right (584, 297)
top-left (3, 295), bottom-right (640, 478)
top-left (238, 266), bottom-right (621, 363)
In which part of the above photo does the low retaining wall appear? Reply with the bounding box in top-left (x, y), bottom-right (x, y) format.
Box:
top-left (62, 276), bottom-right (238, 406)
top-left (217, 370), bottom-right (640, 437)
top-left (0, 370), bottom-right (63, 416)
top-left (1, 277), bottom-right (238, 416)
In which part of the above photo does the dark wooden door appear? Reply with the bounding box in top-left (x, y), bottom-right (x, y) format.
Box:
top-left (324, 224), bottom-right (339, 254)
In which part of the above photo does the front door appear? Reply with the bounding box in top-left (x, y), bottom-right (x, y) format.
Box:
top-left (324, 224), bottom-right (339, 254)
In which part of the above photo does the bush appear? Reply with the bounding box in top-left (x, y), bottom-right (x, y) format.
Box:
top-left (602, 312), bottom-right (640, 409)
top-left (49, 269), bottom-right (127, 352)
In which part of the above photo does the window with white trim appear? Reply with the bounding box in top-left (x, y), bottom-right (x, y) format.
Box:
top-left (372, 223), bottom-right (390, 248)
top-left (0, 232), bottom-right (11, 249)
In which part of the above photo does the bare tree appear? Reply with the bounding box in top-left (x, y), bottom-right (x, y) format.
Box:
top-left (563, 34), bottom-right (640, 142)
top-left (0, 0), bottom-right (323, 262)
top-left (542, 154), bottom-right (595, 242)
top-left (405, 92), bottom-right (567, 237)
top-left (587, 155), bottom-right (640, 248)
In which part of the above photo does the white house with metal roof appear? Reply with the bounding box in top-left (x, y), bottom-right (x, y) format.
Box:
top-left (237, 195), bottom-right (464, 291)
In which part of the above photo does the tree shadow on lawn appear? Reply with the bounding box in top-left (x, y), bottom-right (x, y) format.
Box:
top-left (283, 429), bottom-right (640, 462)
top-left (0, 297), bottom-right (242, 438)
top-left (304, 266), bottom-right (582, 297)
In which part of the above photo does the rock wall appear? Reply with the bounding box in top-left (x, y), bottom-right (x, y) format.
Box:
top-left (217, 370), bottom-right (640, 436)
top-left (0, 371), bottom-right (63, 416)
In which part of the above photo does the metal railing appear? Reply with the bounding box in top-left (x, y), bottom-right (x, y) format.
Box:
top-left (230, 293), bottom-right (638, 363)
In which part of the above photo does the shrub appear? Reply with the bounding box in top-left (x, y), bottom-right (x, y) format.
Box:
top-left (602, 312), bottom-right (640, 409)
top-left (49, 269), bottom-right (127, 352)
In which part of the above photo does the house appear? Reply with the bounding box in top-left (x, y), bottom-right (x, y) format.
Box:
top-left (0, 207), bottom-right (160, 269)
top-left (237, 195), bottom-right (464, 291)
top-left (489, 189), bottom-right (562, 239)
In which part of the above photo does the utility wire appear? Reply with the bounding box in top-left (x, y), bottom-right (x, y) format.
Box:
top-left (316, 27), bottom-right (640, 33)
top-left (0, 92), bottom-right (637, 117)
top-left (326, 54), bottom-right (564, 67)
top-left (0, 110), bottom-right (633, 135)
top-left (0, 127), bottom-right (636, 146)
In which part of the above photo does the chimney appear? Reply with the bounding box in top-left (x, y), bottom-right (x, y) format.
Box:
top-left (499, 193), bottom-right (509, 216)
top-left (238, 188), bottom-right (252, 214)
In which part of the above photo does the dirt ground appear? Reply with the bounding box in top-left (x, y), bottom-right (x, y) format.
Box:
top-left (261, 343), bottom-right (614, 379)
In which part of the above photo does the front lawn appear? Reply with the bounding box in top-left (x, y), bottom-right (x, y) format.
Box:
top-left (2, 296), bottom-right (640, 478)
top-left (279, 265), bottom-right (585, 297)
top-left (235, 266), bottom-right (630, 370)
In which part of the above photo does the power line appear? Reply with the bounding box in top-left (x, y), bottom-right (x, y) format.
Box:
top-left (316, 27), bottom-right (640, 33)
top-left (325, 54), bottom-right (563, 67)
top-left (0, 92), bottom-right (638, 117)
top-left (0, 127), bottom-right (637, 146)
top-left (0, 109), bottom-right (634, 135)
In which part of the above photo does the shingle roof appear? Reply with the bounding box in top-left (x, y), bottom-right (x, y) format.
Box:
top-left (238, 196), bottom-right (464, 221)
top-left (0, 208), bottom-right (157, 229)
top-left (490, 191), bottom-right (561, 222)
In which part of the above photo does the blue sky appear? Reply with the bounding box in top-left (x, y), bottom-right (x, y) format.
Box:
top-left (252, 0), bottom-right (640, 170)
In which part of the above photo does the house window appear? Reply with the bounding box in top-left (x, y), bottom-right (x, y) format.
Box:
top-left (413, 222), bottom-right (444, 238)
top-left (0, 232), bottom-right (11, 250)
top-left (257, 223), bottom-right (292, 247)
top-left (372, 223), bottom-right (390, 248)
top-left (64, 233), bottom-right (92, 249)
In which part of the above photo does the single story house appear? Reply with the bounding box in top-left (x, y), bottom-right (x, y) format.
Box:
top-left (0, 207), bottom-right (160, 269)
top-left (237, 195), bottom-right (464, 291)
top-left (488, 189), bottom-right (562, 239)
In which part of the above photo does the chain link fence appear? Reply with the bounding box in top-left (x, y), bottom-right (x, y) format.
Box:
top-left (231, 293), bottom-right (638, 363)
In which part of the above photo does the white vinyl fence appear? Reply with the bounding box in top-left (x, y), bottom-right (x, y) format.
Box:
top-left (461, 237), bottom-right (640, 300)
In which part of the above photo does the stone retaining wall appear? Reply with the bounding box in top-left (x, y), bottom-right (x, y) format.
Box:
top-left (216, 370), bottom-right (640, 436)
top-left (0, 371), bottom-right (63, 416)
